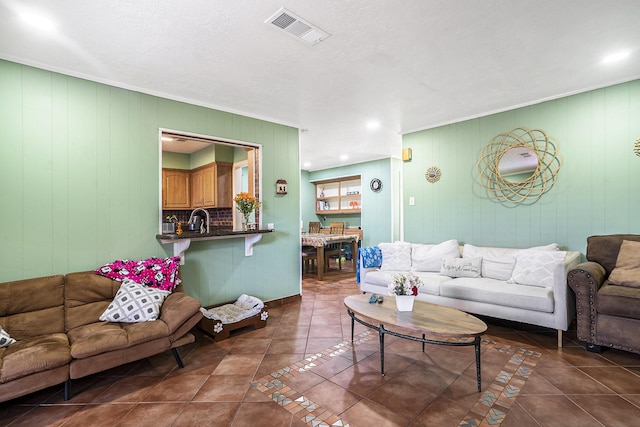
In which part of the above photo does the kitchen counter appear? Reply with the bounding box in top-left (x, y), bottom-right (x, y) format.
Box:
top-left (156, 227), bottom-right (274, 263)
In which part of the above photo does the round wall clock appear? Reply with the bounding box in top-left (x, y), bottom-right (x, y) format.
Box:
top-left (425, 166), bottom-right (441, 183)
top-left (370, 178), bottom-right (382, 192)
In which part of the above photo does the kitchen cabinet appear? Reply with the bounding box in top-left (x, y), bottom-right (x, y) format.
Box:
top-left (315, 175), bottom-right (361, 214)
top-left (190, 162), bottom-right (233, 208)
top-left (162, 169), bottom-right (191, 209)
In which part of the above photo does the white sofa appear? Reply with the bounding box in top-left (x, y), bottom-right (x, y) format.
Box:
top-left (358, 240), bottom-right (581, 347)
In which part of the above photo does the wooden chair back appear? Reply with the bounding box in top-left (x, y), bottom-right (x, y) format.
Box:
top-left (329, 221), bottom-right (345, 234)
top-left (308, 221), bottom-right (321, 233)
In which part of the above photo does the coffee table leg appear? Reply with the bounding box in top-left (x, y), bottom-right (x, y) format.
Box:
top-left (379, 325), bottom-right (385, 376)
top-left (475, 337), bottom-right (481, 392)
top-left (422, 333), bottom-right (426, 352)
top-left (350, 311), bottom-right (355, 342)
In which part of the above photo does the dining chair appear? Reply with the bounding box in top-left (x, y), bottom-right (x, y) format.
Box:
top-left (302, 222), bottom-right (322, 274)
top-left (302, 248), bottom-right (319, 274)
top-left (308, 221), bottom-right (321, 233)
top-left (324, 221), bottom-right (346, 271)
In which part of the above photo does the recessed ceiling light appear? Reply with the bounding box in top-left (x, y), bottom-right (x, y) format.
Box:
top-left (302, 162), bottom-right (311, 168)
top-left (161, 136), bottom-right (174, 142)
top-left (340, 154), bottom-right (348, 161)
top-left (18, 9), bottom-right (56, 32)
top-left (602, 51), bottom-right (630, 64)
top-left (366, 121), bottom-right (380, 130)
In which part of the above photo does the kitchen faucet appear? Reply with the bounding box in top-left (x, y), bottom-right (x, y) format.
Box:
top-left (188, 208), bottom-right (210, 234)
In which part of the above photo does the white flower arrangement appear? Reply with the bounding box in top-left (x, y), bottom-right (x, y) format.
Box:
top-left (388, 273), bottom-right (423, 296)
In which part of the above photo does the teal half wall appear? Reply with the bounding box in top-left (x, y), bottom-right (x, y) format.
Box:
top-left (403, 79), bottom-right (640, 254)
top-left (0, 59), bottom-right (300, 306)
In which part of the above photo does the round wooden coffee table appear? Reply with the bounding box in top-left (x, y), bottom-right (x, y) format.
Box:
top-left (344, 294), bottom-right (487, 391)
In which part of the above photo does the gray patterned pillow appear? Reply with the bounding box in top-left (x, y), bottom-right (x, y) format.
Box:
top-left (0, 326), bottom-right (16, 348)
top-left (100, 279), bottom-right (171, 323)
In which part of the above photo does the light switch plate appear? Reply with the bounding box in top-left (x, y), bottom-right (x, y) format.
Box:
top-left (409, 197), bottom-right (415, 206)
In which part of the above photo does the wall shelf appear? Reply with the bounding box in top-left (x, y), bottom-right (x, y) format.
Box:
top-left (315, 175), bottom-right (361, 214)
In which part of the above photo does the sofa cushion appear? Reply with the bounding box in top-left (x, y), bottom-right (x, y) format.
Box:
top-left (440, 277), bottom-right (555, 313)
top-left (0, 326), bottom-right (15, 348)
top-left (379, 242), bottom-right (412, 271)
top-left (463, 243), bottom-right (558, 281)
top-left (67, 320), bottom-right (170, 359)
top-left (440, 257), bottom-right (482, 278)
top-left (99, 280), bottom-right (171, 323)
top-left (587, 234), bottom-right (640, 275)
top-left (65, 272), bottom-right (125, 331)
top-left (509, 250), bottom-right (567, 288)
top-left (608, 240), bottom-right (640, 288)
top-left (364, 270), bottom-right (450, 296)
top-left (411, 240), bottom-right (460, 272)
top-left (0, 333), bottom-right (71, 383)
top-left (597, 282), bottom-right (640, 321)
top-left (0, 275), bottom-right (65, 340)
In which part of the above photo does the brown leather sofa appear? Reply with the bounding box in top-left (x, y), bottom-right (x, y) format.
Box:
top-left (0, 271), bottom-right (203, 402)
top-left (567, 234), bottom-right (640, 354)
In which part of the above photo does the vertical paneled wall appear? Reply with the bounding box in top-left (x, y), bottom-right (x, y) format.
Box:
top-left (305, 159), bottom-right (394, 247)
top-left (0, 60), bottom-right (300, 306)
top-left (402, 80), bottom-right (640, 253)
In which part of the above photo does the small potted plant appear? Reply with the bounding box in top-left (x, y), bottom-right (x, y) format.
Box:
top-left (388, 273), bottom-right (423, 311)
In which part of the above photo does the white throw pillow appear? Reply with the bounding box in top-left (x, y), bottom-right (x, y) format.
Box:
top-left (411, 240), bottom-right (460, 272)
top-left (440, 257), bottom-right (482, 278)
top-left (379, 242), bottom-right (412, 271)
top-left (100, 279), bottom-right (171, 323)
top-left (463, 244), bottom-right (559, 281)
top-left (509, 250), bottom-right (567, 288)
top-left (0, 326), bottom-right (16, 348)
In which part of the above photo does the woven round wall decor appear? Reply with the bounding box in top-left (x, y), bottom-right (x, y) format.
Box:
top-left (425, 166), bottom-right (441, 183)
top-left (476, 127), bottom-right (562, 205)
top-left (634, 138), bottom-right (640, 157)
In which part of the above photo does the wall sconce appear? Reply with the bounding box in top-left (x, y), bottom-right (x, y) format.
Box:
top-left (634, 138), bottom-right (640, 157)
top-left (276, 179), bottom-right (288, 194)
top-left (402, 148), bottom-right (412, 161)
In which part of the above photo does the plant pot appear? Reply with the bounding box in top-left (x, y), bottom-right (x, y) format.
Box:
top-left (395, 295), bottom-right (415, 311)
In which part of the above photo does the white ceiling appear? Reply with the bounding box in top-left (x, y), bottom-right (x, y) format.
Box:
top-left (1, 1), bottom-right (639, 171)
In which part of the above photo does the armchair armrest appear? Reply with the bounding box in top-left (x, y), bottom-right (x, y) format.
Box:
top-left (160, 292), bottom-right (203, 334)
top-left (567, 261), bottom-right (607, 344)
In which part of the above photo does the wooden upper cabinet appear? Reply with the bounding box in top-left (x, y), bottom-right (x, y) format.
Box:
top-left (162, 169), bottom-right (191, 209)
top-left (189, 162), bottom-right (233, 209)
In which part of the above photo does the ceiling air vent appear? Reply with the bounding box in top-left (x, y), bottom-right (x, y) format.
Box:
top-left (265, 8), bottom-right (329, 45)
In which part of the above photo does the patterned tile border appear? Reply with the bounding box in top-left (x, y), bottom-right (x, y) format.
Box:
top-left (251, 333), bottom-right (542, 427)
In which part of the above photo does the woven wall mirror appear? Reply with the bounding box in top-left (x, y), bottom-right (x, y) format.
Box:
top-left (476, 127), bottom-right (561, 205)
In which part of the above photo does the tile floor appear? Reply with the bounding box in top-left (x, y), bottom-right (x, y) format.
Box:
top-left (4, 264), bottom-right (640, 426)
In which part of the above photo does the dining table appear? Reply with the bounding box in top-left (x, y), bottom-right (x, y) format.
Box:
top-left (301, 233), bottom-right (360, 280)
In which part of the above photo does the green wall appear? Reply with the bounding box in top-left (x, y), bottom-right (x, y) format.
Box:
top-left (0, 59), bottom-right (301, 305)
top-left (402, 79), bottom-right (640, 254)
top-left (304, 158), bottom-right (396, 247)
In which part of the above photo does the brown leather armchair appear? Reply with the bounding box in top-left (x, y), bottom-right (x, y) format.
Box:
top-left (568, 234), bottom-right (640, 354)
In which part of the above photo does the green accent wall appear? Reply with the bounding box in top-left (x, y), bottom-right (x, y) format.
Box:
top-left (0, 59), bottom-right (300, 306)
top-left (402, 79), bottom-right (640, 254)
top-left (304, 158), bottom-right (398, 247)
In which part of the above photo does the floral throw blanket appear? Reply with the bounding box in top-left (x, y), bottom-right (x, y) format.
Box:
top-left (95, 256), bottom-right (181, 292)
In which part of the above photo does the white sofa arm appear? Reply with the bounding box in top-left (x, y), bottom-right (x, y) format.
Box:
top-left (552, 251), bottom-right (581, 330)
top-left (358, 252), bottom-right (380, 285)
